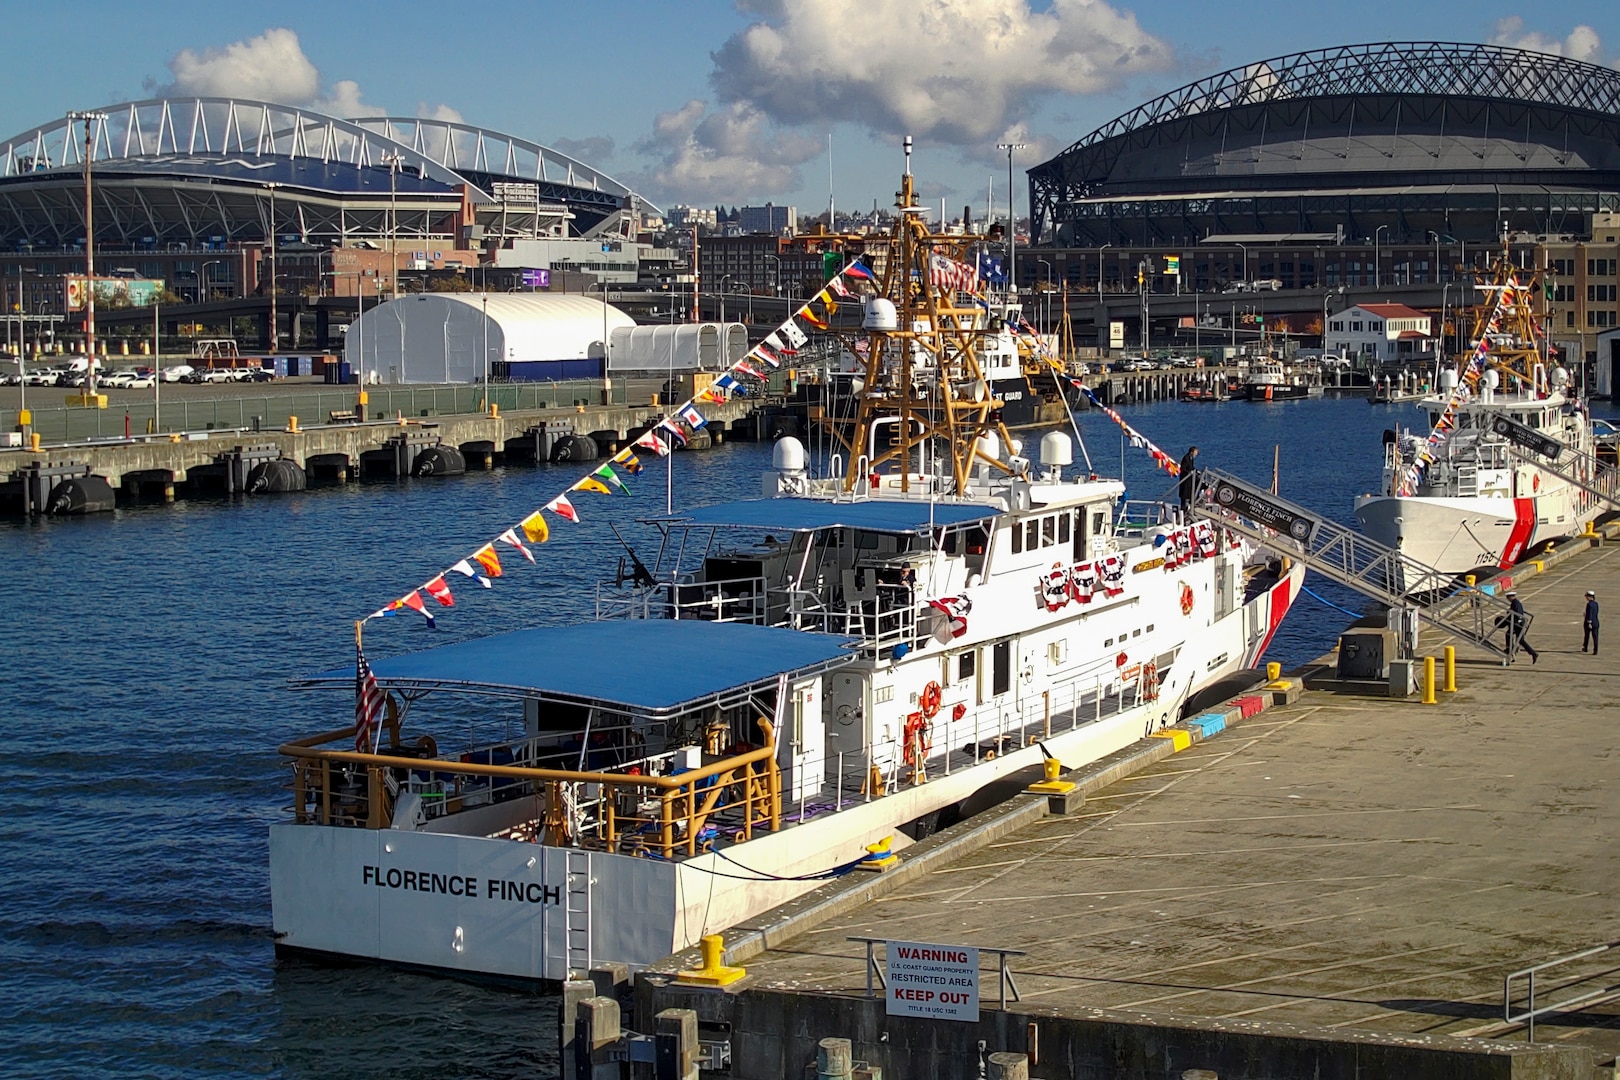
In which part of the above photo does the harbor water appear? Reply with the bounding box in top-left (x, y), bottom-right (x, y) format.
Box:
top-left (0, 397), bottom-right (1573, 1077)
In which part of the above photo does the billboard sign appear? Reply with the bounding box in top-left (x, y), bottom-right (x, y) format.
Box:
top-left (885, 940), bottom-right (980, 1022)
top-left (522, 269), bottom-right (551, 289)
top-left (66, 277), bottom-right (166, 311)
top-left (1109, 321), bottom-right (1125, 349)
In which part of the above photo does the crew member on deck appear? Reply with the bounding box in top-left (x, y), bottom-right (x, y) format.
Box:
top-left (1178, 446), bottom-right (1199, 513)
top-left (1499, 590), bottom-right (1539, 664)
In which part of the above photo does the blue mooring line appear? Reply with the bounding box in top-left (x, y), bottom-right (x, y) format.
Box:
top-left (1301, 584), bottom-right (1364, 620)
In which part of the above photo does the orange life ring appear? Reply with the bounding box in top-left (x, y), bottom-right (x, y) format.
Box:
top-left (1179, 582), bottom-right (1195, 616)
top-left (1142, 660), bottom-right (1159, 702)
top-left (920, 681), bottom-right (943, 719)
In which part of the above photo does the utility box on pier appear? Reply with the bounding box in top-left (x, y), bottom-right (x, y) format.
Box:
top-left (1337, 629), bottom-right (1394, 680)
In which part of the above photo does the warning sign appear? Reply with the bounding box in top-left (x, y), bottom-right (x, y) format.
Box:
top-left (884, 939), bottom-right (980, 1021)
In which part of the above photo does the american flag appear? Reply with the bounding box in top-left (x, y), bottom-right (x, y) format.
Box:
top-left (354, 649), bottom-right (387, 752)
top-left (929, 253), bottom-right (979, 293)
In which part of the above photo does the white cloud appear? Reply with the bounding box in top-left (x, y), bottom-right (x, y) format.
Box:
top-left (151, 27), bottom-right (457, 120)
top-left (709, 0), bottom-right (1173, 146)
top-left (552, 135), bottom-right (616, 165)
top-left (1489, 17), bottom-right (1603, 63)
top-left (633, 100), bottom-right (822, 203)
top-left (160, 28), bottom-right (319, 103)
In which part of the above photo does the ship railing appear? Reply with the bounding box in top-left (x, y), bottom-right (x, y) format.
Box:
top-left (278, 720), bottom-right (782, 861)
top-left (592, 576), bottom-right (769, 625)
top-left (1116, 500), bottom-right (1177, 536)
top-left (789, 585), bottom-right (917, 648)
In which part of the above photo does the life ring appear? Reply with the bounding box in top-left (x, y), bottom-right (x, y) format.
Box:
top-left (1142, 660), bottom-right (1159, 702)
top-left (902, 711), bottom-right (933, 766)
top-left (1179, 582), bottom-right (1195, 616)
top-left (920, 681), bottom-right (943, 719)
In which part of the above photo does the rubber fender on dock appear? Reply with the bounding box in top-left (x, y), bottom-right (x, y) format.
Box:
top-left (46, 475), bottom-right (116, 515)
top-left (411, 445), bottom-right (466, 478)
top-left (549, 434), bottom-right (599, 463)
top-left (246, 459), bottom-right (308, 494)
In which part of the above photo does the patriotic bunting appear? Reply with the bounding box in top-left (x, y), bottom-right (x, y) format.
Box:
top-left (423, 574), bottom-right (455, 607)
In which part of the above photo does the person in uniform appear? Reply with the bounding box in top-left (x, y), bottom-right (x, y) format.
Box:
top-left (1499, 590), bottom-right (1538, 663)
top-left (1582, 590), bottom-right (1600, 654)
top-left (1178, 446), bottom-right (1199, 513)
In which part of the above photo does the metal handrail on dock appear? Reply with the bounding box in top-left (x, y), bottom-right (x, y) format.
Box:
top-left (848, 936), bottom-right (1027, 1010)
top-left (1503, 940), bottom-right (1620, 1042)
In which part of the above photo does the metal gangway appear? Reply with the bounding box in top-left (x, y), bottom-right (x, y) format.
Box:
top-left (1493, 415), bottom-right (1620, 517)
top-left (1188, 468), bottom-right (1517, 662)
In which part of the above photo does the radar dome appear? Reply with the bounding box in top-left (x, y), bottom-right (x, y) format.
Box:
top-left (1039, 431), bottom-right (1074, 467)
top-left (862, 298), bottom-right (898, 331)
top-left (772, 436), bottom-right (807, 472)
top-left (1439, 369), bottom-right (1458, 391)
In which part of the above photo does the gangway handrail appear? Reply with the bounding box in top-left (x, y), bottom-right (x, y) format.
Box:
top-left (1186, 467), bottom-right (1515, 662)
top-left (1503, 940), bottom-right (1620, 1042)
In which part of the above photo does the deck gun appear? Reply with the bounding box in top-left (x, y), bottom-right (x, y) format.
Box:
top-left (609, 524), bottom-right (658, 590)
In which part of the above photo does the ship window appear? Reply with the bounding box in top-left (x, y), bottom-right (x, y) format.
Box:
top-left (1041, 517), bottom-right (1055, 546)
top-left (1146, 624), bottom-right (1155, 632)
top-left (1103, 637), bottom-right (1114, 647)
top-left (1132, 628), bottom-right (1141, 638)
top-left (958, 651), bottom-right (975, 680)
top-left (1011, 525), bottom-right (1023, 554)
top-left (1025, 520), bottom-right (1039, 550)
top-left (992, 640), bottom-right (1011, 696)
top-left (1058, 514), bottom-right (1071, 544)
top-left (1092, 512), bottom-right (1105, 535)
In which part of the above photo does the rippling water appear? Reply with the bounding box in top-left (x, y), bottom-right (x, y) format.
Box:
top-left (2, 397), bottom-right (1569, 1076)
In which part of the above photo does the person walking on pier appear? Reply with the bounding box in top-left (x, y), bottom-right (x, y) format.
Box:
top-left (1582, 590), bottom-right (1600, 654)
top-left (1499, 590), bottom-right (1538, 663)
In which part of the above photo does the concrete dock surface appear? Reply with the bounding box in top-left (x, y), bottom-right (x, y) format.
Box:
top-left (707, 540), bottom-right (1620, 1071)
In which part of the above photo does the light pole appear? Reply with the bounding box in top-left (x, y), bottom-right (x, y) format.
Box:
top-left (1233, 243), bottom-right (1248, 287)
top-left (996, 141), bottom-right (1026, 293)
top-left (589, 279), bottom-right (612, 405)
top-left (1373, 225), bottom-right (1389, 290)
top-left (153, 293), bottom-right (160, 432)
top-left (201, 260), bottom-right (221, 303)
top-left (763, 254), bottom-right (781, 297)
top-left (266, 182), bottom-right (280, 354)
top-left (382, 151), bottom-right (402, 299)
top-left (1139, 259), bottom-right (1151, 354)
top-left (1440, 283), bottom-right (1452, 363)
top-left (67, 110), bottom-right (107, 395)
top-left (1427, 230), bottom-right (1442, 284)
top-left (481, 293), bottom-right (491, 411)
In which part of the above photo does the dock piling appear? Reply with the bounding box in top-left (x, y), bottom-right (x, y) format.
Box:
top-left (1422, 656), bottom-right (1438, 704)
top-left (1444, 645), bottom-right (1457, 692)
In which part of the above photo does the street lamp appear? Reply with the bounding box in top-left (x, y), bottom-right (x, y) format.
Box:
top-left (265, 182), bottom-right (280, 354)
top-left (67, 110), bottom-right (107, 395)
top-left (1373, 225), bottom-right (1389, 289)
top-left (1233, 243), bottom-right (1248, 287)
top-left (996, 141), bottom-right (1027, 293)
top-left (1036, 258), bottom-right (1052, 330)
top-left (763, 254), bottom-right (781, 297)
top-left (589, 279), bottom-right (613, 405)
top-left (381, 151), bottom-right (402, 299)
top-left (201, 260), bottom-right (221, 303)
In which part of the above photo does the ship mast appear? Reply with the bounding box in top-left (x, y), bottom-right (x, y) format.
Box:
top-left (1465, 235), bottom-right (1549, 394)
top-left (837, 139), bottom-right (1016, 494)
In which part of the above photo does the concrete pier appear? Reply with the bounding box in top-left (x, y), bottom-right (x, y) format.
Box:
top-left (634, 537), bottom-right (1620, 1079)
top-left (0, 397), bottom-right (755, 513)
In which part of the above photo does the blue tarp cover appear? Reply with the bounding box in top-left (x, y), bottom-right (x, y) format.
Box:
top-left (669, 497), bottom-right (999, 533)
top-left (305, 620), bottom-right (854, 713)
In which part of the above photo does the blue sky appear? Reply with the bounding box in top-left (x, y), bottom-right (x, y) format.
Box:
top-left (1, 1), bottom-right (1615, 218)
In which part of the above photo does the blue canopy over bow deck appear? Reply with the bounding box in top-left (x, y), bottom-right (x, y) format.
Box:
top-left (294, 620), bottom-right (855, 717)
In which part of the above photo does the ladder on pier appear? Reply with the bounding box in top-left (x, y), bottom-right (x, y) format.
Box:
top-left (1188, 468), bottom-right (1517, 662)
top-left (564, 847), bottom-right (592, 979)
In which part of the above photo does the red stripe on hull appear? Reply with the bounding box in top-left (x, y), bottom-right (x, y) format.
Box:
top-left (1499, 498), bottom-right (1537, 568)
top-left (1247, 576), bottom-right (1296, 668)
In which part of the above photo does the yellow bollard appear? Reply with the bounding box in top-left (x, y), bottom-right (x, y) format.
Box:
top-left (1028, 755), bottom-right (1076, 794)
top-left (1422, 656), bottom-right (1437, 704)
top-left (30, 431), bottom-right (41, 451)
top-left (1267, 661), bottom-right (1281, 681)
top-left (287, 415), bottom-right (299, 433)
top-left (675, 933), bottom-right (746, 987)
top-left (489, 403), bottom-right (499, 419)
top-left (1464, 574), bottom-right (1476, 587)
top-left (1443, 645), bottom-right (1457, 693)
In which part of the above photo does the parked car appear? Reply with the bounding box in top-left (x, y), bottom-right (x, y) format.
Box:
top-left (101, 370), bottom-right (138, 388)
top-left (21, 369), bottom-right (60, 386)
top-left (242, 367), bottom-right (275, 382)
top-left (125, 373), bottom-right (156, 389)
top-left (161, 365), bottom-right (195, 383)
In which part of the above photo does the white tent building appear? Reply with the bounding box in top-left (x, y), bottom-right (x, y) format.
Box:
top-left (344, 293), bottom-right (636, 384)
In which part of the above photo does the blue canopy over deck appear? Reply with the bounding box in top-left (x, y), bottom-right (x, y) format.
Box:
top-left (659, 497), bottom-right (1001, 534)
top-left (294, 620), bottom-right (855, 715)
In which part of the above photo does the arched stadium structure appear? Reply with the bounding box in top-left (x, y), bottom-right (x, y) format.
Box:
top-left (1030, 42), bottom-right (1620, 247)
top-left (0, 97), bottom-right (655, 250)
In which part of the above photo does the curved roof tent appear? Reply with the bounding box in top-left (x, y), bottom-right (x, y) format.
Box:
top-left (345, 292), bottom-right (635, 384)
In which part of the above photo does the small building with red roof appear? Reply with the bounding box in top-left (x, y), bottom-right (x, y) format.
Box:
top-left (1324, 303), bottom-right (1436, 366)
